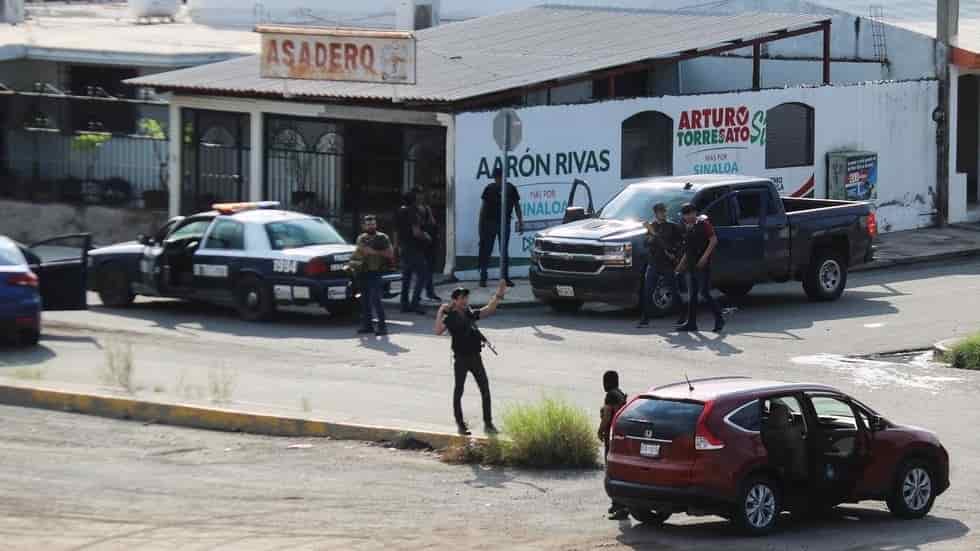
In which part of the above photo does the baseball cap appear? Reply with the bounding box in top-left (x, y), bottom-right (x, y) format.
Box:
top-left (451, 287), bottom-right (470, 299)
top-left (653, 202), bottom-right (667, 212)
top-left (680, 203), bottom-right (698, 214)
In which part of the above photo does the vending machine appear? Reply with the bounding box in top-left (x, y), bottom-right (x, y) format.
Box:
top-left (827, 151), bottom-right (878, 202)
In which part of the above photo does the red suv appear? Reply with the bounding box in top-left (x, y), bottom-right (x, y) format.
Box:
top-left (605, 377), bottom-right (950, 535)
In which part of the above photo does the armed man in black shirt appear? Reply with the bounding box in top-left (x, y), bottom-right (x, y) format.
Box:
top-left (434, 280), bottom-right (509, 436)
top-left (638, 202), bottom-right (683, 328)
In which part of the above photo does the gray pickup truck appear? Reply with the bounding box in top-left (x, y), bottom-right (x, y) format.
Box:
top-left (529, 175), bottom-right (877, 315)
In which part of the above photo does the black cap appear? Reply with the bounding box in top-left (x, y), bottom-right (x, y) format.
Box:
top-left (451, 287), bottom-right (470, 299)
top-left (362, 214), bottom-right (377, 222)
top-left (653, 202), bottom-right (667, 212)
top-left (680, 203), bottom-right (698, 214)
top-left (491, 167), bottom-right (503, 179)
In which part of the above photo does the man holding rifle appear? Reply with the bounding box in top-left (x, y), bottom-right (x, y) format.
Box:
top-left (638, 202), bottom-right (683, 328)
top-left (435, 280), bottom-right (509, 436)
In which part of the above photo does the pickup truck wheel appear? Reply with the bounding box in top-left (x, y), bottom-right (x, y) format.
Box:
top-left (549, 300), bottom-right (583, 314)
top-left (719, 284), bottom-right (753, 299)
top-left (98, 264), bottom-right (135, 307)
top-left (804, 250), bottom-right (847, 302)
top-left (236, 276), bottom-right (275, 322)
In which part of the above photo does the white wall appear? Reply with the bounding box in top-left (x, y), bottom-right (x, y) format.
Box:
top-left (453, 80), bottom-right (938, 278)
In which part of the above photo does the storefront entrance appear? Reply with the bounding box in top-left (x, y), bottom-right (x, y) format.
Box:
top-left (958, 74), bottom-right (979, 209)
top-left (181, 109), bottom-right (251, 215)
top-left (264, 115), bottom-right (446, 269)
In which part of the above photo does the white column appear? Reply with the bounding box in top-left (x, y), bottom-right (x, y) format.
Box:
top-left (249, 109), bottom-right (264, 201)
top-left (168, 100), bottom-right (181, 217)
top-left (438, 112), bottom-right (456, 276)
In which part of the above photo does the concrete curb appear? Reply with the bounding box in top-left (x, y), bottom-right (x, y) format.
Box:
top-left (851, 248), bottom-right (980, 273)
top-left (0, 381), bottom-right (477, 450)
top-left (933, 338), bottom-right (961, 362)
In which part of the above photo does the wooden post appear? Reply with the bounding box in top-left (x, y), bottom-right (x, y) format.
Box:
top-left (752, 43), bottom-right (762, 90)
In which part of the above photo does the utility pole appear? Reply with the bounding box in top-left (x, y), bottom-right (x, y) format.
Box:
top-left (936, 0), bottom-right (959, 226)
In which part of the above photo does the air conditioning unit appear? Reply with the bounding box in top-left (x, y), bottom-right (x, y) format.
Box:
top-left (129, 0), bottom-right (179, 20)
top-left (396, 0), bottom-right (440, 30)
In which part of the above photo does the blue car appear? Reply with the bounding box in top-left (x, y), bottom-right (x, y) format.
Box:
top-left (87, 202), bottom-right (400, 321)
top-left (1, 234), bottom-right (90, 346)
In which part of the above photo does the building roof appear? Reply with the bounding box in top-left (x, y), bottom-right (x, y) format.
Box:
top-left (0, 2), bottom-right (257, 66)
top-left (128, 5), bottom-right (829, 104)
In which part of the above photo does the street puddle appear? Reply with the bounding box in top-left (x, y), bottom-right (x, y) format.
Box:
top-left (790, 352), bottom-right (963, 392)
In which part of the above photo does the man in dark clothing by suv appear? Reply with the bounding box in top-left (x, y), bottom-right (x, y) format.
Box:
top-left (675, 203), bottom-right (725, 333)
top-left (599, 370), bottom-right (629, 520)
top-left (638, 202), bottom-right (682, 328)
top-left (396, 191), bottom-right (430, 314)
top-left (434, 280), bottom-right (509, 436)
top-left (478, 168), bottom-right (524, 288)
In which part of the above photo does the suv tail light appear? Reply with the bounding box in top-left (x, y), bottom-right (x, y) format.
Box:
top-left (7, 272), bottom-right (39, 288)
top-left (694, 400), bottom-right (725, 451)
top-left (864, 212), bottom-right (878, 238)
top-left (304, 258), bottom-right (329, 277)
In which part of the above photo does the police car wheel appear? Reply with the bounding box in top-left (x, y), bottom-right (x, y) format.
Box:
top-left (236, 276), bottom-right (275, 322)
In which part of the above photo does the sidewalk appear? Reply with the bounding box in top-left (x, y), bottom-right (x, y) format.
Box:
top-left (408, 223), bottom-right (980, 307)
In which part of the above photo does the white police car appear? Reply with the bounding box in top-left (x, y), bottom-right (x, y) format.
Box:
top-left (88, 202), bottom-right (399, 321)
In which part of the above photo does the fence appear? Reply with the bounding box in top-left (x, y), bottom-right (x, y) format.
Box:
top-left (0, 93), bottom-right (170, 210)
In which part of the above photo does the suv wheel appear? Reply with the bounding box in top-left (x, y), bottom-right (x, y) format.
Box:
top-left (98, 264), bottom-right (135, 307)
top-left (733, 476), bottom-right (781, 536)
top-left (629, 509), bottom-right (672, 526)
top-left (887, 461), bottom-right (936, 519)
top-left (803, 249), bottom-right (847, 302)
top-left (236, 276), bottom-right (275, 322)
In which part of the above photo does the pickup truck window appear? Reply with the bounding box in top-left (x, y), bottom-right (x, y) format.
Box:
top-left (599, 186), bottom-right (694, 222)
top-left (734, 190), bottom-right (765, 226)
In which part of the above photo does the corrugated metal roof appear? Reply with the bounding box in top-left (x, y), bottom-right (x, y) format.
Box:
top-left (128, 5), bottom-right (828, 104)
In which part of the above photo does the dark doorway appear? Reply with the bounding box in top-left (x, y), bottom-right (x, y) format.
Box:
top-left (621, 111), bottom-right (673, 179)
top-left (263, 115), bottom-right (446, 269)
top-left (181, 109), bottom-right (250, 215)
top-left (957, 75), bottom-right (979, 205)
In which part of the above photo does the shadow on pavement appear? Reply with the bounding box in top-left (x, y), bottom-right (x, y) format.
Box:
top-left (615, 507), bottom-right (968, 550)
top-left (0, 343), bottom-right (57, 367)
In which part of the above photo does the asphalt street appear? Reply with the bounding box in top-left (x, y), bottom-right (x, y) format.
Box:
top-left (0, 258), bottom-right (979, 549)
top-left (0, 404), bottom-right (973, 551)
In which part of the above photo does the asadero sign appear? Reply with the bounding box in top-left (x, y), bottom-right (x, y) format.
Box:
top-left (259, 27), bottom-right (416, 84)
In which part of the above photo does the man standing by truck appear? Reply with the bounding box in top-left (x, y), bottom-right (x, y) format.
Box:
top-left (638, 202), bottom-right (682, 328)
top-left (478, 167), bottom-right (524, 288)
top-left (675, 203), bottom-right (725, 333)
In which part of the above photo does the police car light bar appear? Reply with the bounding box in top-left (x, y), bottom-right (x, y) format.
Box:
top-left (212, 201), bottom-right (281, 214)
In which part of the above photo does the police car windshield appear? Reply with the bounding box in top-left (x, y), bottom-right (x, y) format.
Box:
top-left (266, 218), bottom-right (347, 250)
top-left (0, 239), bottom-right (26, 266)
top-left (599, 186), bottom-right (694, 223)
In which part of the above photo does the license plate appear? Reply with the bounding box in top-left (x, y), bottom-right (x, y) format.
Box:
top-left (327, 286), bottom-right (347, 300)
top-left (640, 442), bottom-right (661, 458)
top-left (555, 285), bottom-right (575, 298)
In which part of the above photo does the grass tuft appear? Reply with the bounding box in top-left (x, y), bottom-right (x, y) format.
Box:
top-left (208, 363), bottom-right (237, 404)
top-left (100, 340), bottom-right (134, 392)
top-left (441, 395), bottom-right (599, 469)
top-left (948, 333), bottom-right (980, 370)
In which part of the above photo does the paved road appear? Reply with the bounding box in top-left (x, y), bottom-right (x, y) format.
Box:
top-left (5, 258), bottom-right (979, 436)
top-left (0, 405), bottom-right (974, 550)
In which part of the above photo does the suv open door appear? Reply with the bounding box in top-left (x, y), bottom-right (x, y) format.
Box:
top-left (23, 234), bottom-right (92, 311)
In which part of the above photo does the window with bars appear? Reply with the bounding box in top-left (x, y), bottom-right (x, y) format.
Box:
top-left (765, 103), bottom-right (815, 169)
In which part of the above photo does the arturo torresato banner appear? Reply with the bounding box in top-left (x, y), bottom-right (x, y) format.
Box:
top-left (258, 26), bottom-right (416, 84)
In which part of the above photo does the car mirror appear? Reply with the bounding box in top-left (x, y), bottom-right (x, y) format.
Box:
top-left (562, 206), bottom-right (590, 224)
top-left (138, 234), bottom-right (152, 246)
top-left (869, 415), bottom-right (886, 432)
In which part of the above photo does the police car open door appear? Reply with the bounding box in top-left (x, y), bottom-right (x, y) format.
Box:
top-left (23, 233), bottom-right (91, 310)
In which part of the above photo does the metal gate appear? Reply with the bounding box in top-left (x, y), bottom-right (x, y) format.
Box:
top-left (181, 109), bottom-right (250, 214)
